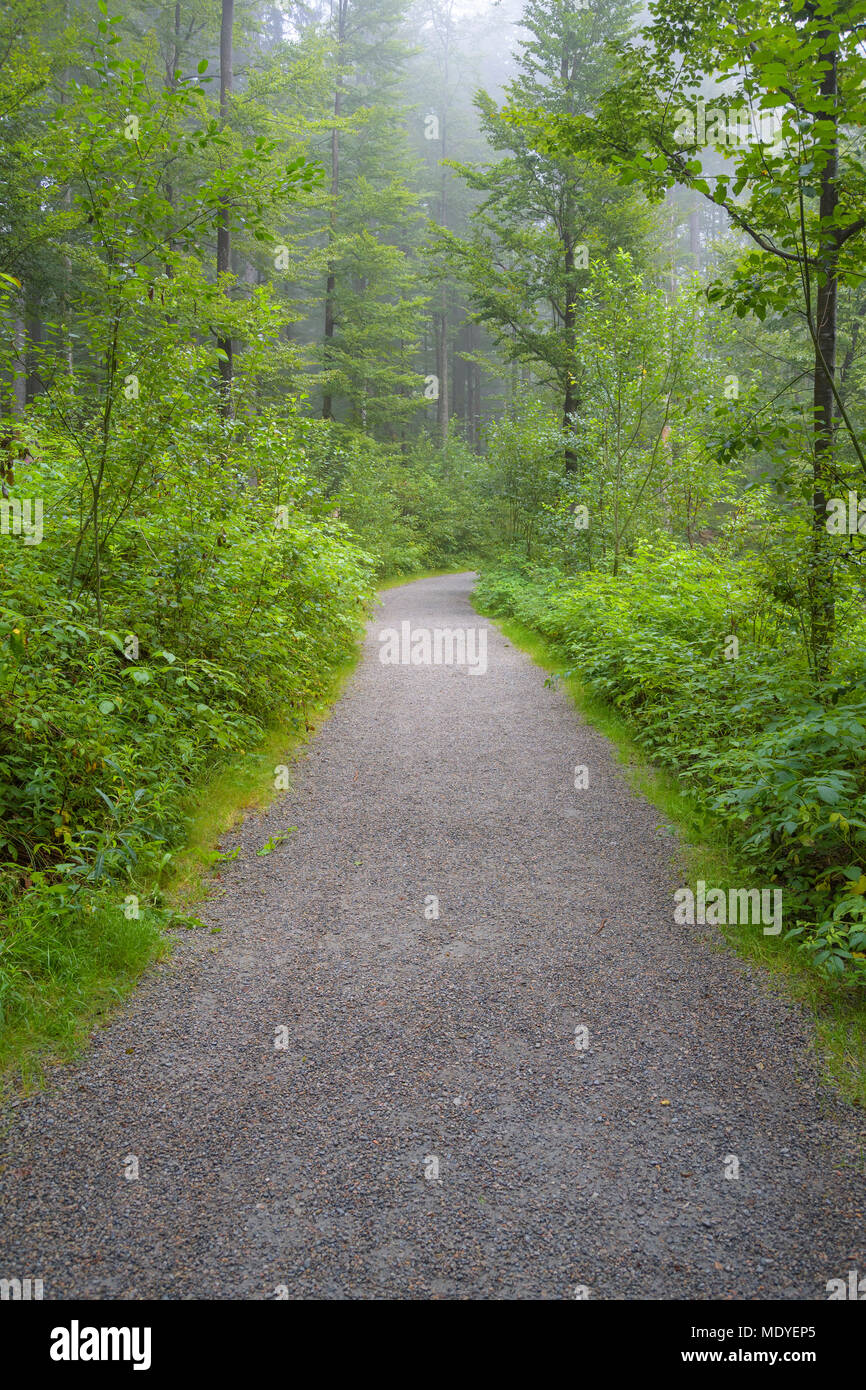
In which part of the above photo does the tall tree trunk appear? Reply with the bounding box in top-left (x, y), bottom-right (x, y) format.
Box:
top-left (62, 0), bottom-right (73, 375)
top-left (25, 295), bottom-right (42, 402)
top-left (11, 309), bottom-right (26, 417)
top-left (561, 13), bottom-right (578, 472)
top-left (436, 37), bottom-right (450, 446)
top-left (216, 0), bottom-right (234, 416)
top-left (466, 322), bottom-right (475, 449)
top-left (453, 323), bottom-right (466, 424)
top-left (436, 305), bottom-right (449, 441)
top-left (322, 0), bottom-right (348, 421)
top-left (164, 4), bottom-right (180, 290)
top-left (562, 230), bottom-right (578, 471)
top-left (689, 207), bottom-right (700, 273)
top-left (809, 46), bottom-right (838, 686)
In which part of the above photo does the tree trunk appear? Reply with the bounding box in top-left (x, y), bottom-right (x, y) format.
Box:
top-left (466, 321), bottom-right (476, 450)
top-left (216, 0), bottom-right (234, 416)
top-left (560, 18), bottom-right (578, 472)
top-left (563, 232), bottom-right (578, 470)
top-left (436, 303), bottom-right (449, 444)
top-left (452, 324), bottom-right (464, 424)
top-left (62, 0), bottom-right (74, 375)
top-left (164, 4), bottom-right (180, 290)
top-left (322, 0), bottom-right (348, 421)
top-left (436, 53), bottom-right (450, 445)
top-left (809, 46), bottom-right (838, 685)
top-left (25, 296), bottom-right (42, 402)
top-left (11, 310), bottom-right (26, 416)
top-left (689, 207), bottom-right (700, 273)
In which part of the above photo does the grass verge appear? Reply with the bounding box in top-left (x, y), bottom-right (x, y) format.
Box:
top-left (167, 646), bottom-right (361, 908)
top-left (477, 603), bottom-right (866, 1108)
top-left (169, 568), bottom-right (481, 904)
top-left (0, 637), bottom-right (367, 1094)
top-left (0, 897), bottom-right (169, 1093)
top-left (0, 567), bottom-right (475, 1090)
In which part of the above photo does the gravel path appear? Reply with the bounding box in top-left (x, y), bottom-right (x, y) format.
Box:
top-left (1, 572), bottom-right (864, 1300)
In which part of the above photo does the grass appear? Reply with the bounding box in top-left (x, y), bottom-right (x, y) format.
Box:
top-left (0, 896), bottom-right (169, 1093)
top-left (0, 565), bottom-right (469, 1091)
top-left (169, 566), bottom-right (481, 904)
top-left (0, 635), bottom-right (367, 1093)
top-left (166, 647), bottom-right (361, 908)
top-left (477, 604), bottom-right (866, 1108)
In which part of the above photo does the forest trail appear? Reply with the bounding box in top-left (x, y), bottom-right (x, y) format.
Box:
top-left (1, 572), bottom-right (863, 1300)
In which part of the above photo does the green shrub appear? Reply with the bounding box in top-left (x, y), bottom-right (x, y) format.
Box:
top-left (0, 411), bottom-right (376, 1066)
top-left (476, 542), bottom-right (866, 985)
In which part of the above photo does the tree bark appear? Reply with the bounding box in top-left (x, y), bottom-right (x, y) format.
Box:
top-left (560, 10), bottom-right (578, 471)
top-left (11, 309), bottom-right (26, 416)
top-left (436, 39), bottom-right (450, 445)
top-left (689, 207), bottom-right (700, 273)
top-left (322, 0), bottom-right (348, 421)
top-left (216, 0), bottom-right (234, 416)
top-left (25, 295), bottom-right (42, 402)
top-left (809, 45), bottom-right (838, 685)
top-left (562, 231), bottom-right (578, 470)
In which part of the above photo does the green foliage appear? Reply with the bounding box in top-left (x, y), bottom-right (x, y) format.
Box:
top-left (477, 540), bottom-right (866, 987)
top-left (482, 401), bottom-right (568, 557)
top-left (439, 0), bottom-right (651, 420)
top-left (1, 417), bottom-right (373, 885)
top-left (568, 254), bottom-right (745, 568)
top-left (4, 0), bottom-right (866, 1076)
top-left (300, 421), bottom-right (493, 576)
top-left (0, 882), bottom-right (166, 1079)
top-left (0, 410), bottom-right (375, 1064)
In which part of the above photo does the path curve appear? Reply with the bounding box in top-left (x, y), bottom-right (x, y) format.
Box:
top-left (1, 573), bottom-right (863, 1299)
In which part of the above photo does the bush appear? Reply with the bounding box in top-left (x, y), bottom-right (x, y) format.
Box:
top-left (0, 410), bottom-right (376, 1061)
top-left (476, 542), bottom-right (866, 985)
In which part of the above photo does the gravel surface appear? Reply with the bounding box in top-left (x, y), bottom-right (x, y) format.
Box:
top-left (1, 572), bottom-right (864, 1300)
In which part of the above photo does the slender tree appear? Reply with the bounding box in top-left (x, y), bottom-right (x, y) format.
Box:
top-left (440, 0), bottom-right (648, 469)
top-left (217, 0), bottom-right (234, 413)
